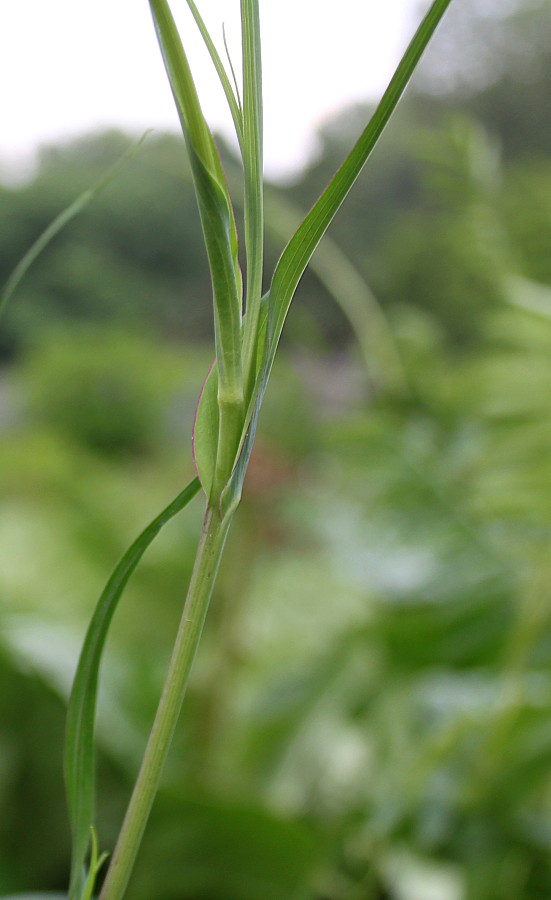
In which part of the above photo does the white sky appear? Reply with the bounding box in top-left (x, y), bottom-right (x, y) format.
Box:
top-left (1, 0), bottom-right (424, 180)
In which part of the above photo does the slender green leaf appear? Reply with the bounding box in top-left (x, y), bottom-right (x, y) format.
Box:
top-left (268, 0), bottom-right (453, 364)
top-left (64, 477), bottom-right (201, 900)
top-left (79, 828), bottom-right (108, 900)
top-left (507, 276), bottom-right (551, 320)
top-left (221, 0), bottom-right (453, 508)
top-left (150, 0), bottom-right (218, 175)
top-left (183, 0), bottom-right (244, 147)
top-left (0, 134), bottom-right (150, 322)
top-left (187, 143), bottom-right (243, 405)
top-left (149, 0), bottom-right (244, 415)
top-left (261, 186), bottom-right (406, 392)
top-left (223, 24), bottom-right (243, 121)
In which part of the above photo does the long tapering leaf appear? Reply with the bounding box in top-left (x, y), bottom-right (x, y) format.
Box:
top-left (183, 0), bottom-right (244, 147)
top-left (221, 0), bottom-right (453, 511)
top-left (261, 186), bottom-right (406, 392)
top-left (80, 828), bottom-right (108, 900)
top-left (0, 134), bottom-right (149, 322)
top-left (268, 0), bottom-right (453, 360)
top-left (65, 477), bottom-right (200, 900)
top-left (149, 0), bottom-right (243, 414)
top-left (150, 0), bottom-right (245, 496)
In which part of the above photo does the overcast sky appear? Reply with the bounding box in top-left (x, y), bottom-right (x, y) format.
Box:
top-left (1, 0), bottom-right (426, 180)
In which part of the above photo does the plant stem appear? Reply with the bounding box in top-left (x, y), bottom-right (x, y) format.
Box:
top-left (240, 0), bottom-right (264, 400)
top-left (98, 503), bottom-right (232, 900)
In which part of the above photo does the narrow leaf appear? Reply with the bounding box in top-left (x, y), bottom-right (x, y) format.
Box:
top-left (79, 828), bottom-right (108, 900)
top-left (150, 0), bottom-right (244, 483)
top-left (149, 0), bottom-right (243, 394)
top-left (261, 186), bottom-right (406, 392)
top-left (221, 0), bottom-right (452, 505)
top-left (0, 134), bottom-right (150, 322)
top-left (150, 0), bottom-right (219, 175)
top-left (183, 0), bottom-right (244, 147)
top-left (187, 143), bottom-right (243, 403)
top-left (268, 0), bottom-right (453, 363)
top-left (65, 477), bottom-right (201, 900)
top-left (223, 23), bottom-right (243, 120)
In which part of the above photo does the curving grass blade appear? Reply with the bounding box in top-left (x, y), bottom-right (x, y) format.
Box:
top-left (218, 0), bottom-right (453, 512)
top-left (64, 477), bottom-right (200, 900)
top-left (149, 0), bottom-right (242, 374)
top-left (268, 0), bottom-right (453, 367)
top-left (260, 186), bottom-right (406, 392)
top-left (0, 133), bottom-right (150, 323)
top-left (79, 827), bottom-right (108, 900)
top-left (183, 0), bottom-right (244, 147)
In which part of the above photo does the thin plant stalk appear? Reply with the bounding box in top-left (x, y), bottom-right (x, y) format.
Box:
top-left (98, 504), bottom-right (232, 900)
top-left (240, 0), bottom-right (265, 400)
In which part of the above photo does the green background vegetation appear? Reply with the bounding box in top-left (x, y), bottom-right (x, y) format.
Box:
top-left (1, 1), bottom-right (551, 897)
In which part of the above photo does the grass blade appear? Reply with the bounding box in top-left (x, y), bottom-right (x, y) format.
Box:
top-left (221, 0), bottom-right (453, 509)
top-left (183, 0), bottom-right (244, 147)
top-left (150, 0), bottom-right (244, 492)
top-left (64, 477), bottom-right (201, 900)
top-left (223, 24), bottom-right (243, 124)
top-left (0, 134), bottom-right (150, 322)
top-left (80, 828), bottom-right (108, 900)
top-left (261, 186), bottom-right (406, 392)
top-left (268, 0), bottom-right (453, 362)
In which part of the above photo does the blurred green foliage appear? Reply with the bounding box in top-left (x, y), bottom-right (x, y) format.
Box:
top-left (2, 2), bottom-right (551, 898)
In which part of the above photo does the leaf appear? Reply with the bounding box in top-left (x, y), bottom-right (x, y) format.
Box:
top-left (221, 0), bottom-right (453, 510)
top-left (0, 134), bottom-right (150, 322)
top-left (79, 828), bottom-right (108, 900)
top-left (199, 0), bottom-right (452, 514)
top-left (64, 477), bottom-right (201, 900)
top-left (267, 0), bottom-right (453, 370)
top-left (261, 184), bottom-right (406, 392)
top-left (183, 0), bottom-right (244, 147)
top-left (149, 0), bottom-right (243, 409)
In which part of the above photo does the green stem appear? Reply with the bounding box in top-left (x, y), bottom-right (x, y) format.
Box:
top-left (98, 503), bottom-right (232, 900)
top-left (240, 0), bottom-right (264, 400)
